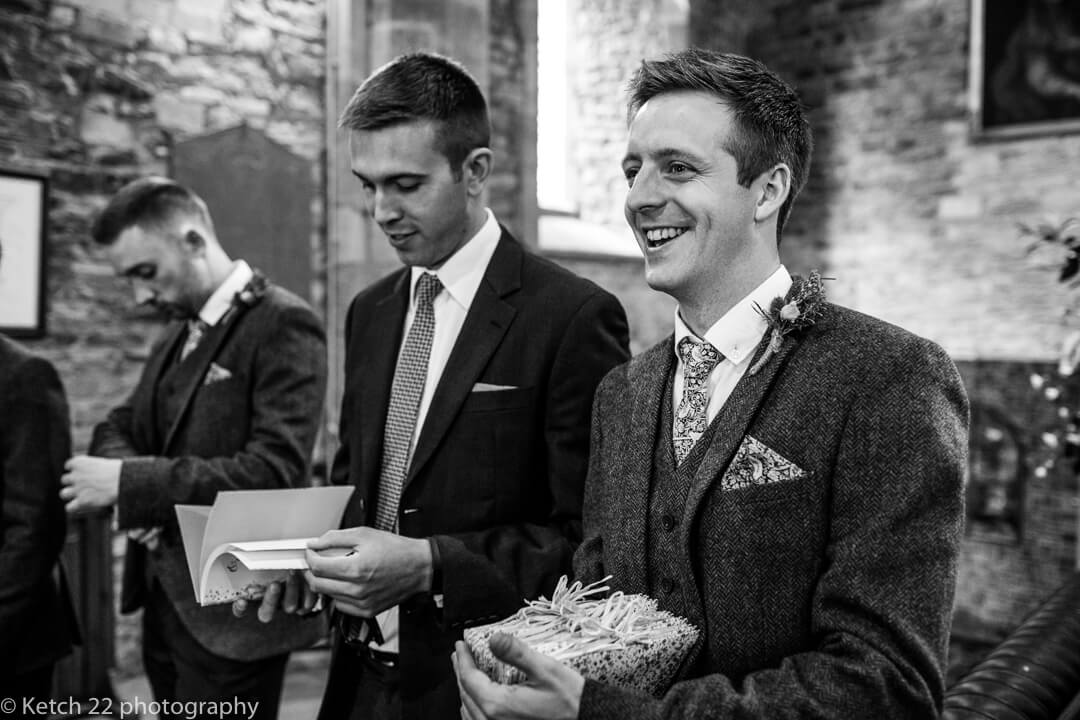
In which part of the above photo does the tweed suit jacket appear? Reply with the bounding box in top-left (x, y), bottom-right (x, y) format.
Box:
top-left (318, 229), bottom-right (630, 720)
top-left (0, 336), bottom-right (79, 675)
top-left (574, 302), bottom-right (969, 720)
top-left (89, 278), bottom-right (328, 661)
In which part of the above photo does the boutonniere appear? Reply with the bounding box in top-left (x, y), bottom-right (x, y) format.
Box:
top-left (748, 270), bottom-right (829, 376)
top-left (234, 271), bottom-right (269, 307)
top-left (219, 272), bottom-right (269, 325)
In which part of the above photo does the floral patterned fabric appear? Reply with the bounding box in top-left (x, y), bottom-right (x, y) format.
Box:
top-left (673, 336), bottom-right (723, 465)
top-left (720, 435), bottom-right (806, 491)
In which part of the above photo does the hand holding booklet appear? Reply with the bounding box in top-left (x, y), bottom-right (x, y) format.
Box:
top-left (176, 486), bottom-right (354, 606)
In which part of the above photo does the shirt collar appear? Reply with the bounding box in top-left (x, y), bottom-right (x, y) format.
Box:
top-left (409, 208), bottom-right (500, 310)
top-left (673, 265), bottom-right (793, 365)
top-left (197, 260), bottom-right (253, 327)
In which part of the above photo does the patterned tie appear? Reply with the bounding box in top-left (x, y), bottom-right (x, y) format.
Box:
top-left (374, 272), bottom-right (443, 531)
top-left (179, 319), bottom-right (208, 362)
top-left (673, 336), bottom-right (724, 465)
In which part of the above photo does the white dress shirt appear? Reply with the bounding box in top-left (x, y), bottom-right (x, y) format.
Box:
top-left (403, 208), bottom-right (501, 455)
top-left (375, 208), bottom-right (501, 652)
top-left (672, 266), bottom-right (793, 426)
top-left (197, 260), bottom-right (254, 326)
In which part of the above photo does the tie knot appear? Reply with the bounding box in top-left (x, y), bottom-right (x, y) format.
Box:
top-left (187, 318), bottom-right (208, 337)
top-left (677, 336), bottom-right (723, 375)
top-left (415, 273), bottom-right (443, 307)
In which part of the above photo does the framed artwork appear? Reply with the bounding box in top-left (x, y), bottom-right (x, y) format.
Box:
top-left (0, 167), bottom-right (47, 338)
top-left (969, 0), bottom-right (1080, 138)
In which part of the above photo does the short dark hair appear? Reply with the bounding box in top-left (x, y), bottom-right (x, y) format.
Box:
top-left (91, 176), bottom-right (213, 246)
top-left (627, 48), bottom-right (813, 241)
top-left (338, 52), bottom-right (490, 178)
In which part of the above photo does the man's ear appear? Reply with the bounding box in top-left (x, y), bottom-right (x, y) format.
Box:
top-left (753, 164), bottom-right (791, 224)
top-left (461, 147), bottom-right (493, 197)
top-left (182, 227), bottom-right (207, 256)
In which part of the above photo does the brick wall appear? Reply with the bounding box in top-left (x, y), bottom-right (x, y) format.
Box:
top-left (708, 0), bottom-right (1080, 637)
top-left (564, 0), bottom-right (1080, 640)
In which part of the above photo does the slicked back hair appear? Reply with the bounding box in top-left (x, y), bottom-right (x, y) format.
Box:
top-left (627, 48), bottom-right (813, 242)
top-left (92, 176), bottom-right (213, 246)
top-left (338, 52), bottom-right (490, 181)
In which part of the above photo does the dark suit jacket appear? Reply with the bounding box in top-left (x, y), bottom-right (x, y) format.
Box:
top-left (90, 279), bottom-right (328, 661)
top-left (574, 302), bottom-right (969, 719)
top-left (0, 336), bottom-right (78, 675)
top-left (320, 230), bottom-right (630, 719)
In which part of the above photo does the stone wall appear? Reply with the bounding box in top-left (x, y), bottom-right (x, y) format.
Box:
top-left (0, 0), bottom-right (327, 679)
top-left (0, 0), bottom-right (326, 449)
top-left (567, 0), bottom-right (688, 232)
top-left (488, 0), bottom-right (535, 243)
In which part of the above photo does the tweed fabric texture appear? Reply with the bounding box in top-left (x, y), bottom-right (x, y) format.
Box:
top-left (375, 272), bottom-right (443, 532)
top-left (673, 337), bottom-right (723, 464)
top-left (574, 302), bottom-right (969, 719)
top-left (94, 280), bottom-right (328, 662)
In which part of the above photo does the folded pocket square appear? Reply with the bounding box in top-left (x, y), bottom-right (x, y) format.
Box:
top-left (203, 362), bottom-right (233, 386)
top-left (472, 382), bottom-right (519, 392)
top-left (721, 435), bottom-right (806, 491)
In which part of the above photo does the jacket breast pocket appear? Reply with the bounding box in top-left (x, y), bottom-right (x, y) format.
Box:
top-left (440, 386), bottom-right (538, 519)
top-left (460, 386), bottom-right (533, 413)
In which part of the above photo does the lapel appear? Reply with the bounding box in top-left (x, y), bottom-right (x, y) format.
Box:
top-left (136, 322), bottom-right (186, 453)
top-left (680, 328), bottom-right (804, 531)
top-left (354, 271), bottom-right (409, 502)
top-left (160, 294), bottom-right (259, 454)
top-left (404, 229), bottom-right (520, 488)
top-left (607, 339), bottom-right (673, 596)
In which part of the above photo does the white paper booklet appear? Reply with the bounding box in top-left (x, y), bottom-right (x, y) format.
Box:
top-left (176, 486), bottom-right (354, 606)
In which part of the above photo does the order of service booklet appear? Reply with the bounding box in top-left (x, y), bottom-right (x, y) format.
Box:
top-left (176, 485), bottom-right (355, 606)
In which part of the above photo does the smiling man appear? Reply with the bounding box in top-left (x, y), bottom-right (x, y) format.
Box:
top-left (269, 52), bottom-right (630, 720)
top-left (61, 177), bottom-right (328, 720)
top-left (454, 49), bottom-right (969, 720)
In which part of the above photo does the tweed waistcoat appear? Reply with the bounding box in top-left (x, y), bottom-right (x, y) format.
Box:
top-left (154, 338), bottom-right (202, 447)
top-left (646, 368), bottom-right (716, 621)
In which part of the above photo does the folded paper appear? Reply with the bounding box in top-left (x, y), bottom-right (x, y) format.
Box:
top-left (176, 486), bottom-right (354, 606)
top-left (464, 576), bottom-right (698, 696)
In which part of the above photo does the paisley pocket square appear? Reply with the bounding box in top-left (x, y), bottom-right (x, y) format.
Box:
top-left (721, 435), bottom-right (806, 491)
top-left (203, 362), bottom-right (233, 386)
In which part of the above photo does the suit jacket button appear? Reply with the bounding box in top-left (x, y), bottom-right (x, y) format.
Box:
top-left (662, 514), bottom-right (676, 531)
top-left (661, 578), bottom-right (676, 594)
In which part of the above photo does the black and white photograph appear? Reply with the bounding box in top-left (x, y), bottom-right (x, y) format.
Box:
top-left (2, 1), bottom-right (1079, 719)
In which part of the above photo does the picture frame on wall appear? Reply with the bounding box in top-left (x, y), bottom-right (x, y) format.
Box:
top-left (969, 0), bottom-right (1080, 139)
top-left (0, 167), bottom-right (47, 338)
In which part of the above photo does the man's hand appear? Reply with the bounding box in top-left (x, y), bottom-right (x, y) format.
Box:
top-left (453, 633), bottom-right (584, 720)
top-left (303, 527), bottom-right (433, 618)
top-left (60, 455), bottom-right (122, 513)
top-left (232, 572), bottom-right (321, 623)
top-left (127, 526), bottom-right (162, 551)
